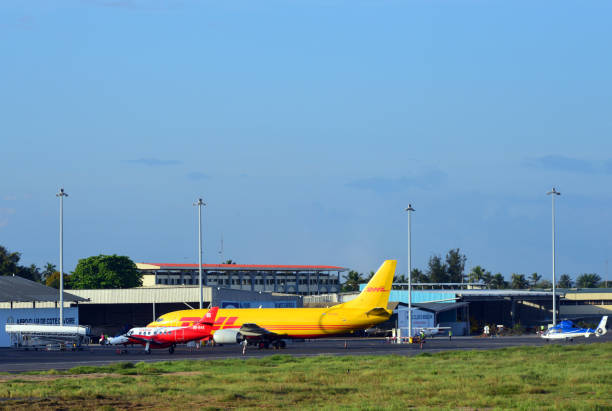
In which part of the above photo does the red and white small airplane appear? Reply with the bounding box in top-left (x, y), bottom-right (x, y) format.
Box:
top-left (108, 307), bottom-right (219, 354)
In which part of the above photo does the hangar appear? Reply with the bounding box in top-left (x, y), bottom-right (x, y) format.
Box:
top-left (136, 263), bottom-right (346, 295)
top-left (67, 286), bottom-right (302, 336)
top-left (0, 276), bottom-right (86, 347)
top-left (386, 288), bottom-right (560, 330)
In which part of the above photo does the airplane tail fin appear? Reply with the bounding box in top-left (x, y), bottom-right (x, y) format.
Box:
top-left (595, 316), bottom-right (608, 336)
top-left (197, 307), bottom-right (219, 333)
top-left (341, 260), bottom-right (396, 312)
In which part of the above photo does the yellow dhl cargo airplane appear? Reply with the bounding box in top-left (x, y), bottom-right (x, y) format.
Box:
top-left (147, 260), bottom-right (396, 348)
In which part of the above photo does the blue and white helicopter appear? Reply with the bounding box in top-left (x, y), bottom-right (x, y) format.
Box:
top-left (541, 316), bottom-right (608, 341)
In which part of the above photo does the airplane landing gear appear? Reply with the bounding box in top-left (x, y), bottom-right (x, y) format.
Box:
top-left (169, 345), bottom-right (175, 354)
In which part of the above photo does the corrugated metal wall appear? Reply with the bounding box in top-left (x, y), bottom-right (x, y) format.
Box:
top-left (66, 287), bottom-right (213, 304)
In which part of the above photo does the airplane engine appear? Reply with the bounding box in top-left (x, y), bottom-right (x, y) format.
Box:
top-left (213, 329), bottom-right (243, 344)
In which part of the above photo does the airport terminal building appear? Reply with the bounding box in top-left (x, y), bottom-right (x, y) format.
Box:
top-left (136, 263), bottom-right (346, 295)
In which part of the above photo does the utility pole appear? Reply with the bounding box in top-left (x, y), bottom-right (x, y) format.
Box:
top-left (193, 198), bottom-right (206, 309)
top-left (56, 188), bottom-right (68, 326)
top-left (547, 187), bottom-right (560, 326)
top-left (406, 204), bottom-right (415, 337)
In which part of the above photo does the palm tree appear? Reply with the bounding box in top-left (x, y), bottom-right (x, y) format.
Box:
top-left (394, 274), bottom-right (409, 283)
top-left (511, 274), bottom-right (529, 289)
top-left (468, 266), bottom-right (486, 283)
top-left (41, 262), bottom-right (57, 283)
top-left (557, 274), bottom-right (573, 288)
top-left (575, 273), bottom-right (601, 288)
top-left (528, 273), bottom-right (541, 288)
top-left (490, 273), bottom-right (507, 289)
top-left (342, 270), bottom-right (365, 292)
top-left (482, 271), bottom-right (493, 288)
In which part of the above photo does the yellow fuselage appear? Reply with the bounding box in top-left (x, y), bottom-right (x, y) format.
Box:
top-left (148, 260), bottom-right (398, 339)
top-left (149, 305), bottom-right (389, 338)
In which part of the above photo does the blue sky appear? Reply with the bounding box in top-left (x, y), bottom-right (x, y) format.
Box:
top-left (1, 1), bottom-right (611, 282)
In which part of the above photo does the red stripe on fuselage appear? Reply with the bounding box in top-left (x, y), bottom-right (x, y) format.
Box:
top-left (224, 317), bottom-right (238, 328)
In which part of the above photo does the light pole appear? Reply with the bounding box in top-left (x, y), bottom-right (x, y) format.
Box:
top-left (547, 187), bottom-right (560, 326)
top-left (406, 204), bottom-right (415, 337)
top-left (193, 198), bottom-right (206, 309)
top-left (56, 188), bottom-right (68, 326)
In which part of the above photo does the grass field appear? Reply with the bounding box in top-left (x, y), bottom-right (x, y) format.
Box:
top-left (1, 342), bottom-right (611, 410)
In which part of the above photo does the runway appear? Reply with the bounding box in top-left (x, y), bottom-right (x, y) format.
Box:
top-left (1, 334), bottom-right (610, 373)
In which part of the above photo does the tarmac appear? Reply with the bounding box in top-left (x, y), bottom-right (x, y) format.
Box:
top-left (1, 334), bottom-right (610, 373)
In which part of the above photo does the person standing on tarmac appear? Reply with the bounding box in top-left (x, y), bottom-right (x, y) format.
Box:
top-left (419, 330), bottom-right (426, 349)
top-left (241, 338), bottom-right (248, 356)
top-left (449, 329), bottom-right (452, 341)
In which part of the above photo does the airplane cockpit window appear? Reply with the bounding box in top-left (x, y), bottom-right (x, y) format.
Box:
top-left (155, 317), bottom-right (165, 323)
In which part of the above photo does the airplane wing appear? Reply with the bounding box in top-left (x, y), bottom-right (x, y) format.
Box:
top-left (238, 323), bottom-right (287, 340)
top-left (127, 335), bottom-right (165, 346)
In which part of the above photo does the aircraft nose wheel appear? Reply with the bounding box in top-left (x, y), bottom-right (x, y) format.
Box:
top-left (169, 345), bottom-right (175, 354)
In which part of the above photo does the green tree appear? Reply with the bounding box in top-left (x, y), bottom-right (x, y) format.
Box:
top-left (41, 263), bottom-right (57, 282)
top-left (16, 264), bottom-right (41, 282)
top-left (575, 273), bottom-right (601, 288)
top-left (0, 245), bottom-right (20, 276)
top-left (342, 270), bottom-right (365, 292)
top-left (394, 274), bottom-right (409, 283)
top-left (490, 273), bottom-right (507, 289)
top-left (528, 273), bottom-right (542, 288)
top-left (511, 273), bottom-right (529, 289)
top-left (445, 249), bottom-right (467, 283)
top-left (557, 274), bottom-right (573, 288)
top-left (45, 271), bottom-right (70, 289)
top-left (411, 268), bottom-right (429, 283)
top-left (468, 266), bottom-right (489, 283)
top-left (223, 260), bottom-right (236, 265)
top-left (70, 254), bottom-right (142, 289)
top-left (536, 279), bottom-right (552, 288)
top-left (482, 271), bottom-right (493, 287)
top-left (428, 255), bottom-right (448, 283)
top-left (0, 245), bottom-right (42, 282)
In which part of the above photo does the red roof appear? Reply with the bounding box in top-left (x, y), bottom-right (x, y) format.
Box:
top-left (138, 263), bottom-right (346, 271)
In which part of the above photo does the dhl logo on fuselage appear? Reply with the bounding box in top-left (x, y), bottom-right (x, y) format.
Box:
top-left (180, 316), bottom-right (239, 330)
top-left (366, 287), bottom-right (387, 292)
